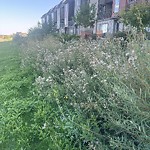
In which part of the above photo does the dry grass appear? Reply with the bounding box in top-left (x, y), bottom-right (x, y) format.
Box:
top-left (0, 38), bottom-right (12, 42)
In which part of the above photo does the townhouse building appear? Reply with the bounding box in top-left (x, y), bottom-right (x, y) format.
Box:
top-left (41, 0), bottom-right (149, 36)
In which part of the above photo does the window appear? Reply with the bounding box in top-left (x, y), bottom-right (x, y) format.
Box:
top-left (114, 0), bottom-right (120, 13)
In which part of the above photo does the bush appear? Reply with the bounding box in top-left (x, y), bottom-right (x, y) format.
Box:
top-left (145, 30), bottom-right (150, 40)
top-left (114, 31), bottom-right (127, 39)
top-left (58, 34), bottom-right (80, 43)
top-left (28, 27), bottom-right (45, 41)
top-left (91, 33), bottom-right (97, 40)
top-left (13, 33), bottom-right (26, 44)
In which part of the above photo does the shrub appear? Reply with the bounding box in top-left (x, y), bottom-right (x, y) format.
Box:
top-left (113, 31), bottom-right (128, 49)
top-left (58, 34), bottom-right (80, 43)
top-left (145, 30), bottom-right (150, 40)
top-left (13, 33), bottom-right (26, 44)
top-left (114, 31), bottom-right (127, 39)
top-left (28, 27), bottom-right (44, 41)
top-left (91, 33), bottom-right (97, 40)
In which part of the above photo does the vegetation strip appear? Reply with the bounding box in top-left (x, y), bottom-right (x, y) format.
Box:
top-left (0, 34), bottom-right (150, 149)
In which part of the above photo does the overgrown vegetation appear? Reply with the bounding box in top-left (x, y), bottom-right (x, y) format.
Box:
top-left (58, 33), bottom-right (80, 43)
top-left (27, 19), bottom-right (55, 41)
top-left (1, 29), bottom-right (149, 149)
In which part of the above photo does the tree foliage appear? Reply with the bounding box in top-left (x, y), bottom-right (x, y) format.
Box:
top-left (74, 3), bottom-right (96, 28)
top-left (28, 26), bottom-right (44, 40)
top-left (121, 2), bottom-right (150, 31)
top-left (42, 18), bottom-right (55, 35)
top-left (28, 18), bottom-right (55, 40)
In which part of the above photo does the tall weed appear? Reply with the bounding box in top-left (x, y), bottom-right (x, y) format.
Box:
top-left (17, 33), bottom-right (150, 149)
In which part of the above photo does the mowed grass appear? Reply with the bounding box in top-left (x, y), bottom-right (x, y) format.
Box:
top-left (0, 42), bottom-right (20, 99)
top-left (0, 42), bottom-right (21, 149)
top-left (0, 41), bottom-right (23, 93)
top-left (0, 42), bottom-right (19, 72)
top-left (0, 42), bottom-right (35, 149)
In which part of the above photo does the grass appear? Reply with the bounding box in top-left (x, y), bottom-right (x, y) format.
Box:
top-left (0, 34), bottom-right (150, 150)
top-left (0, 42), bottom-right (36, 149)
top-left (0, 38), bottom-right (12, 43)
top-left (0, 42), bottom-right (20, 149)
top-left (0, 42), bottom-right (20, 100)
top-left (0, 41), bottom-right (78, 149)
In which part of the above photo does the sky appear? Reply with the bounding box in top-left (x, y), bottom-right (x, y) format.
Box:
top-left (0, 0), bottom-right (61, 35)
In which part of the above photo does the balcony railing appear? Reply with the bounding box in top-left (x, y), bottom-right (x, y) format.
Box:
top-left (68, 20), bottom-right (74, 26)
top-left (105, 0), bottom-right (113, 3)
top-left (99, 0), bottom-right (113, 5)
top-left (99, 0), bottom-right (105, 5)
top-left (98, 9), bottom-right (112, 20)
top-left (60, 23), bottom-right (65, 28)
top-left (60, 19), bottom-right (65, 28)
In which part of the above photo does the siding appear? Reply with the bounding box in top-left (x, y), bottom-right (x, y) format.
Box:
top-left (57, 8), bottom-right (61, 29)
top-left (64, 3), bottom-right (69, 27)
top-left (74, 0), bottom-right (81, 15)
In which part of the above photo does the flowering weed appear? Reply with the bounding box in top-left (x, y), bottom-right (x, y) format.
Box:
top-left (1, 33), bottom-right (149, 149)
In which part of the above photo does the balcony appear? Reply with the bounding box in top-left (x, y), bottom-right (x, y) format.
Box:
top-left (68, 20), bottom-right (74, 26)
top-left (60, 19), bottom-right (65, 28)
top-left (99, 0), bottom-right (105, 5)
top-left (60, 6), bottom-right (65, 20)
top-left (68, 0), bottom-right (75, 21)
top-left (105, 0), bottom-right (113, 3)
top-left (98, 9), bottom-right (112, 20)
top-left (125, 0), bottom-right (137, 10)
top-left (60, 23), bottom-right (65, 28)
top-left (98, 0), bottom-right (113, 20)
top-left (99, 0), bottom-right (113, 5)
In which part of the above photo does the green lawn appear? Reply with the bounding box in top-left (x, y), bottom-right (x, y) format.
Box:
top-left (0, 42), bottom-right (19, 74)
top-left (0, 42), bottom-right (20, 100)
top-left (0, 42), bottom-right (35, 149)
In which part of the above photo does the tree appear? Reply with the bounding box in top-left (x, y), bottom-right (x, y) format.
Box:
top-left (27, 22), bottom-right (44, 40)
top-left (42, 18), bottom-right (54, 35)
top-left (28, 18), bottom-right (55, 40)
top-left (74, 3), bottom-right (96, 28)
top-left (42, 17), bottom-right (56, 35)
top-left (28, 27), bottom-right (44, 40)
top-left (121, 2), bottom-right (150, 32)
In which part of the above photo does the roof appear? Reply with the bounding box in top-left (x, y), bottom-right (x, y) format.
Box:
top-left (41, 0), bottom-right (69, 18)
top-left (41, 13), bottom-right (47, 18)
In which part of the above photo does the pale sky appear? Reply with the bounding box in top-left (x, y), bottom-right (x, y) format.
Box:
top-left (0, 0), bottom-right (60, 35)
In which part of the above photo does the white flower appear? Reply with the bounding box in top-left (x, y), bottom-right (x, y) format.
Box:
top-left (42, 123), bottom-right (47, 129)
top-left (101, 79), bottom-right (107, 83)
top-left (126, 53), bottom-right (130, 58)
